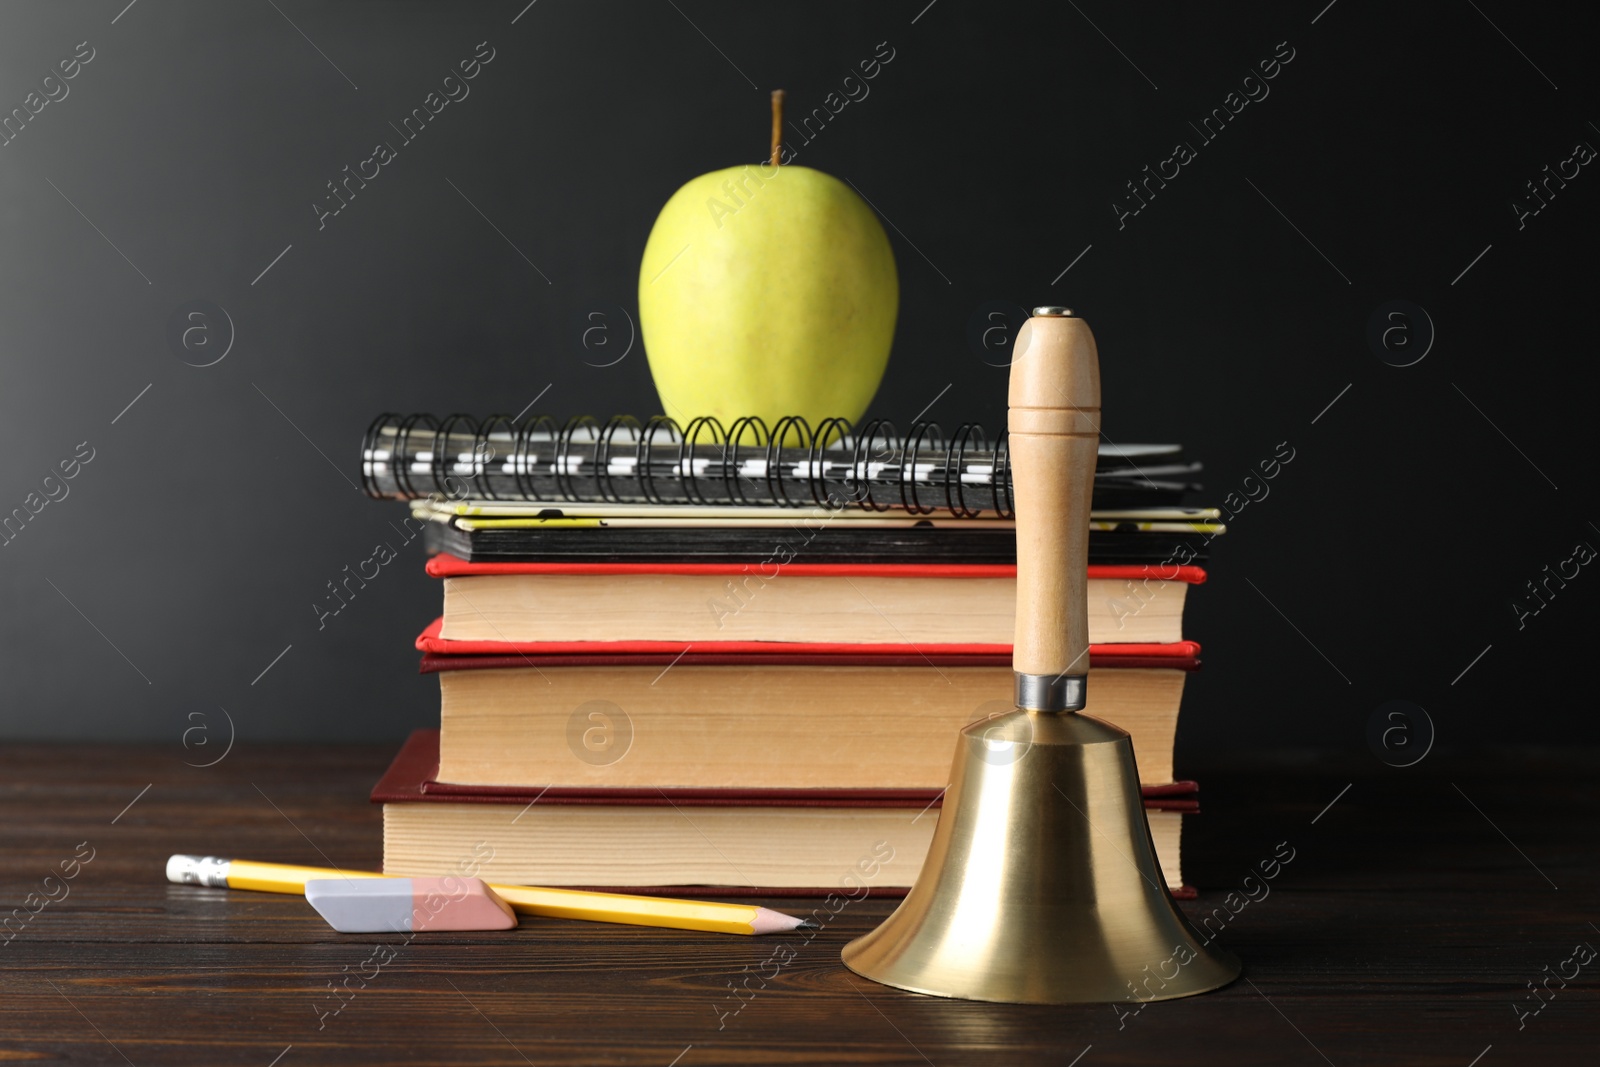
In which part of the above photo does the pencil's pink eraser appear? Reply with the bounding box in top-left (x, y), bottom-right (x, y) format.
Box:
top-left (304, 876), bottom-right (517, 933)
top-left (411, 876), bottom-right (517, 931)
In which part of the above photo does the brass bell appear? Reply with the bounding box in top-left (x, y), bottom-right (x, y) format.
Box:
top-left (841, 308), bottom-right (1240, 1003)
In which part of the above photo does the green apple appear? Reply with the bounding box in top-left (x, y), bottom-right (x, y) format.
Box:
top-left (638, 159), bottom-right (898, 432)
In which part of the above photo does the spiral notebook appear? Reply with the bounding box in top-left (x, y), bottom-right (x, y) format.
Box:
top-left (361, 412), bottom-right (1203, 515)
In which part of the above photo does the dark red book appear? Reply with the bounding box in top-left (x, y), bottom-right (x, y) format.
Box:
top-left (375, 729), bottom-right (1198, 809)
top-left (373, 730), bottom-right (1198, 899)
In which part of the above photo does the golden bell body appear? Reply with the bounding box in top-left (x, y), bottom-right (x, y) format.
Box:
top-left (841, 709), bottom-right (1240, 1003)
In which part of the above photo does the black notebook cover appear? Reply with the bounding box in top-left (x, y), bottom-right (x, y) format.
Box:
top-left (423, 523), bottom-right (1212, 566)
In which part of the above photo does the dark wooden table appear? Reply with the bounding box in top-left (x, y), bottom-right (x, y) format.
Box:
top-left (2, 744), bottom-right (1595, 1065)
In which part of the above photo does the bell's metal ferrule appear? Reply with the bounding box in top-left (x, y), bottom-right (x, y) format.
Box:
top-left (1015, 672), bottom-right (1086, 712)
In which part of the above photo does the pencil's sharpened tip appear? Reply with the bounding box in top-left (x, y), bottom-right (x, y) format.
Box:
top-left (795, 919), bottom-right (822, 930)
top-left (750, 906), bottom-right (815, 935)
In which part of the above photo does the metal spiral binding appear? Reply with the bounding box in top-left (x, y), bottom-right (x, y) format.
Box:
top-left (360, 411), bottom-right (1026, 516)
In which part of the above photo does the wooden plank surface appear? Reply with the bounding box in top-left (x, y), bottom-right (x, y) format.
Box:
top-left (1, 743), bottom-right (1595, 1065)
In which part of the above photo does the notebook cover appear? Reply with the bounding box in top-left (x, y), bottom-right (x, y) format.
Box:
top-left (424, 522), bottom-right (1212, 566)
top-left (413, 617), bottom-right (1203, 660)
top-left (424, 553), bottom-right (1209, 585)
top-left (437, 499), bottom-right (1220, 522)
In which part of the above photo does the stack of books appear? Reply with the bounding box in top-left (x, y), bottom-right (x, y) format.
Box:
top-left (363, 417), bottom-right (1220, 898)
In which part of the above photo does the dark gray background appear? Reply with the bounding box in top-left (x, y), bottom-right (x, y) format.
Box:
top-left (1, 0), bottom-right (1593, 772)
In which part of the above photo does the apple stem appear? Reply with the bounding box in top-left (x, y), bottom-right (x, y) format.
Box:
top-left (770, 90), bottom-right (784, 167)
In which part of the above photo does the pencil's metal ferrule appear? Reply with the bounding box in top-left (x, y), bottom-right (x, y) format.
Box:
top-left (166, 854), bottom-right (231, 887)
top-left (1014, 673), bottom-right (1086, 712)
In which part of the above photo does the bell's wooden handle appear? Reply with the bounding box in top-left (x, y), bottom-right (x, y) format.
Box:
top-left (1008, 311), bottom-right (1101, 706)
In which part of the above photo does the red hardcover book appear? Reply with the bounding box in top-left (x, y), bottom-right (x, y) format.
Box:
top-left (421, 553), bottom-right (1206, 650)
top-left (424, 554), bottom-right (1210, 584)
top-left (414, 554), bottom-right (1204, 789)
top-left (417, 642), bottom-right (1199, 790)
top-left (414, 616), bottom-right (1202, 660)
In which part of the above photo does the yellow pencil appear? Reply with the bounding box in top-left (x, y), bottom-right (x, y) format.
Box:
top-left (166, 856), bottom-right (816, 936)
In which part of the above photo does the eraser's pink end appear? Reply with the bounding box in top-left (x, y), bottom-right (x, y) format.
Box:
top-left (411, 876), bottom-right (518, 932)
